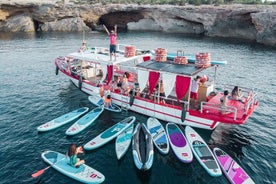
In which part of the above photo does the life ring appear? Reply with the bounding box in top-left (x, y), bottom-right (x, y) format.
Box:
top-left (78, 76), bottom-right (82, 89)
top-left (55, 66), bottom-right (59, 75)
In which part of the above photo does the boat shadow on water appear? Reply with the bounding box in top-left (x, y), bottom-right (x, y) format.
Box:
top-left (209, 125), bottom-right (254, 158)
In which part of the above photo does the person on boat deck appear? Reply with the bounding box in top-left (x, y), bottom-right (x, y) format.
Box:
top-left (104, 94), bottom-right (112, 108)
top-left (103, 24), bottom-right (117, 61)
top-left (67, 144), bottom-right (85, 168)
top-left (99, 85), bottom-right (104, 98)
top-left (220, 90), bottom-right (230, 115)
top-left (121, 72), bottom-right (130, 94)
top-left (79, 41), bottom-right (86, 52)
top-left (231, 86), bottom-right (242, 100)
top-left (190, 76), bottom-right (201, 106)
top-left (159, 80), bottom-right (166, 103)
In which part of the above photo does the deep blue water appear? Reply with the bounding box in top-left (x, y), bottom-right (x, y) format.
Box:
top-left (0, 31), bottom-right (275, 184)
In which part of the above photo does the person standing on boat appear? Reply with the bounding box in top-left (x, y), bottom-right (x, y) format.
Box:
top-left (190, 76), bottom-right (201, 107)
top-left (103, 24), bottom-right (117, 61)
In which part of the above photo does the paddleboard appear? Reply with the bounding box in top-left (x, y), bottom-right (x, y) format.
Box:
top-left (115, 123), bottom-right (134, 160)
top-left (146, 117), bottom-right (169, 155)
top-left (37, 107), bottom-right (89, 132)
top-left (88, 95), bottom-right (121, 112)
top-left (41, 150), bottom-right (105, 183)
top-left (167, 53), bottom-right (227, 65)
top-left (166, 123), bottom-right (193, 163)
top-left (84, 116), bottom-right (136, 150)
top-left (65, 106), bottom-right (104, 136)
top-left (132, 123), bottom-right (154, 171)
top-left (185, 126), bottom-right (222, 177)
top-left (213, 147), bottom-right (255, 184)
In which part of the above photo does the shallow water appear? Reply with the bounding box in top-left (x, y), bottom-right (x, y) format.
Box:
top-left (0, 31), bottom-right (275, 184)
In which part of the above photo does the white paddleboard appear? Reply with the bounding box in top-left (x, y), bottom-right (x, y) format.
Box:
top-left (146, 117), bottom-right (169, 155)
top-left (115, 123), bottom-right (134, 160)
top-left (84, 116), bottom-right (136, 150)
top-left (41, 150), bottom-right (105, 183)
top-left (65, 106), bottom-right (104, 136)
top-left (185, 126), bottom-right (222, 177)
top-left (166, 123), bottom-right (193, 163)
top-left (37, 107), bottom-right (89, 132)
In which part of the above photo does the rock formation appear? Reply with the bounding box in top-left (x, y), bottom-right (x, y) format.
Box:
top-left (0, 1), bottom-right (275, 46)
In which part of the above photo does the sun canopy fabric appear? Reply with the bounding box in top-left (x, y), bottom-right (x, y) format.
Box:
top-left (175, 75), bottom-right (191, 100)
top-left (100, 65), bottom-right (107, 83)
top-left (161, 73), bottom-right (176, 98)
top-left (148, 71), bottom-right (160, 95)
top-left (137, 69), bottom-right (149, 91)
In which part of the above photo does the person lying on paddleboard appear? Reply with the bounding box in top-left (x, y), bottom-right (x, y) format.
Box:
top-left (67, 144), bottom-right (85, 167)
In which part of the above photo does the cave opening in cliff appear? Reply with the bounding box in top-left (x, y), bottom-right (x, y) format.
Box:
top-left (98, 11), bottom-right (144, 32)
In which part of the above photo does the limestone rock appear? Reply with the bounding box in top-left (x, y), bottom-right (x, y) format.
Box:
top-left (39, 17), bottom-right (90, 32)
top-left (0, 14), bottom-right (35, 32)
top-left (0, 1), bottom-right (275, 46)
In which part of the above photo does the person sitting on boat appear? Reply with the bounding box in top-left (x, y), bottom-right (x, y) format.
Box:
top-left (67, 144), bottom-right (85, 168)
top-left (231, 86), bottom-right (242, 100)
top-left (104, 94), bottom-right (112, 108)
top-left (190, 76), bottom-right (201, 107)
top-left (121, 72), bottom-right (130, 94)
top-left (220, 90), bottom-right (230, 115)
top-left (103, 24), bottom-right (117, 61)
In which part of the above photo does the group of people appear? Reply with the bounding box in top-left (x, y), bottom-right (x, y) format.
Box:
top-left (190, 75), bottom-right (243, 114)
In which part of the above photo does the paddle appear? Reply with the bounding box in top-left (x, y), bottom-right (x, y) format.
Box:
top-left (31, 157), bottom-right (66, 178)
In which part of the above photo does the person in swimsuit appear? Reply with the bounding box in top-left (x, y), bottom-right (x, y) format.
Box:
top-left (231, 86), bottom-right (242, 100)
top-left (104, 94), bottom-right (112, 108)
top-left (103, 24), bottom-right (117, 61)
top-left (67, 144), bottom-right (85, 167)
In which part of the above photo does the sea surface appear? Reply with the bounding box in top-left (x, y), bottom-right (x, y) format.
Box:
top-left (0, 31), bottom-right (275, 184)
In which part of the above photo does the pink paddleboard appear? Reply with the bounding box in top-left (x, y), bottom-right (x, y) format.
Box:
top-left (213, 147), bottom-right (255, 184)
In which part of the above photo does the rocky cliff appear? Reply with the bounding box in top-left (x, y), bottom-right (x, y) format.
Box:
top-left (0, 1), bottom-right (275, 46)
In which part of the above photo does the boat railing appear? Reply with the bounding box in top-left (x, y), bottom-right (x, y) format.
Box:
top-left (244, 92), bottom-right (258, 114)
top-left (200, 102), bottom-right (238, 120)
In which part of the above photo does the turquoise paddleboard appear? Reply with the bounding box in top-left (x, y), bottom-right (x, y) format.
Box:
top-left (41, 150), bottom-right (105, 183)
top-left (84, 116), bottom-right (136, 150)
top-left (37, 107), bottom-right (89, 132)
top-left (65, 106), bottom-right (104, 136)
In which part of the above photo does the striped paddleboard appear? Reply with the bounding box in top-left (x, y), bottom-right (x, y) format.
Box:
top-left (146, 117), bottom-right (169, 155)
top-left (213, 147), bottom-right (255, 184)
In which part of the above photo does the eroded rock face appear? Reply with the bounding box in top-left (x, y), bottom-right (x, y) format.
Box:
top-left (0, 14), bottom-right (35, 32)
top-left (0, 1), bottom-right (275, 46)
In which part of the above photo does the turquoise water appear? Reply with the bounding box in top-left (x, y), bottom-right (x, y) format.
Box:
top-left (0, 31), bottom-right (275, 184)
